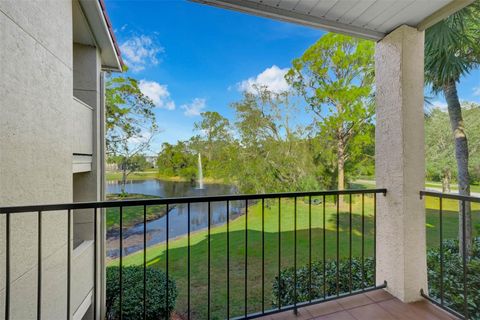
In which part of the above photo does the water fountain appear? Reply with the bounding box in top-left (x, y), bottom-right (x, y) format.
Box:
top-left (197, 153), bottom-right (204, 189)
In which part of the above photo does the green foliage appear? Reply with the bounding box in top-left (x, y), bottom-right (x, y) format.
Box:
top-left (106, 75), bottom-right (158, 155)
top-left (427, 238), bottom-right (480, 319)
top-left (106, 266), bottom-right (177, 320)
top-left (272, 257), bottom-right (375, 307)
top-left (425, 1), bottom-right (480, 92)
top-left (426, 102), bottom-right (480, 183)
top-left (157, 141), bottom-right (198, 181)
top-left (286, 33), bottom-right (375, 189)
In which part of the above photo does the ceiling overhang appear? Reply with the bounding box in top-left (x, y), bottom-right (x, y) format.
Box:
top-left (192, 0), bottom-right (474, 41)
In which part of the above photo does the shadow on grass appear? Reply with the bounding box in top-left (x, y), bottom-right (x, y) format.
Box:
top-left (131, 223), bottom-right (376, 320)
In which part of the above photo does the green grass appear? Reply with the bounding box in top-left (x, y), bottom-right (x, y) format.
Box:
top-left (107, 188), bottom-right (480, 318)
top-left (106, 194), bottom-right (166, 231)
top-left (106, 170), bottom-right (160, 181)
top-left (108, 195), bottom-right (372, 318)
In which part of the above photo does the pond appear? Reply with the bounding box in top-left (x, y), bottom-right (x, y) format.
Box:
top-left (106, 179), bottom-right (244, 258)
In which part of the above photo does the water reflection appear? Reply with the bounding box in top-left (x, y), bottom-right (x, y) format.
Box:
top-left (106, 179), bottom-right (242, 258)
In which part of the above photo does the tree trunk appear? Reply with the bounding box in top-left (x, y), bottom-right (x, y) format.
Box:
top-left (443, 81), bottom-right (472, 255)
top-left (337, 140), bottom-right (345, 191)
top-left (442, 168), bottom-right (451, 193)
top-left (121, 161), bottom-right (127, 195)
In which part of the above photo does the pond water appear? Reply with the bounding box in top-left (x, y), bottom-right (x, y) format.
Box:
top-left (106, 179), bottom-right (244, 258)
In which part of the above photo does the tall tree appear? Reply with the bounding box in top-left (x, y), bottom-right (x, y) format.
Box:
top-left (105, 75), bottom-right (158, 194)
top-left (286, 33), bottom-right (375, 190)
top-left (424, 1), bottom-right (480, 253)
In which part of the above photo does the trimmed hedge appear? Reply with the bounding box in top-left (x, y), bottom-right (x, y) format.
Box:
top-left (106, 266), bottom-right (177, 320)
top-left (272, 257), bottom-right (375, 307)
top-left (427, 237), bottom-right (480, 319)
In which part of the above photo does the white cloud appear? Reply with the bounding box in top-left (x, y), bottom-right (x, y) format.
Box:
top-left (181, 98), bottom-right (206, 117)
top-left (473, 86), bottom-right (480, 96)
top-left (139, 80), bottom-right (175, 110)
top-left (430, 100), bottom-right (448, 111)
top-left (238, 65), bottom-right (290, 94)
top-left (120, 35), bottom-right (164, 72)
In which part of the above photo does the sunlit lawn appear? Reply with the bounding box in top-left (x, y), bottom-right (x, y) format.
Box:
top-left (108, 194), bottom-right (480, 319)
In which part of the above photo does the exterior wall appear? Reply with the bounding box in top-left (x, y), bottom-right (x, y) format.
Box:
top-left (72, 42), bottom-right (104, 320)
top-left (0, 1), bottom-right (73, 319)
top-left (375, 25), bottom-right (428, 302)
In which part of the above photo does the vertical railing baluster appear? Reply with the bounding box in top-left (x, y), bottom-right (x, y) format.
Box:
top-left (187, 203), bottom-right (191, 320)
top-left (462, 200), bottom-right (468, 319)
top-left (323, 195), bottom-right (326, 300)
top-left (373, 193), bottom-right (377, 287)
top-left (261, 198), bottom-right (265, 314)
top-left (143, 205), bottom-right (147, 320)
top-left (67, 209), bottom-right (71, 320)
top-left (361, 194), bottom-right (365, 291)
top-left (37, 210), bottom-right (42, 320)
top-left (439, 197), bottom-right (444, 307)
top-left (207, 201), bottom-right (211, 320)
top-left (308, 195), bottom-right (312, 303)
top-left (166, 204), bottom-right (170, 318)
top-left (245, 200), bottom-right (248, 318)
top-left (278, 198), bottom-right (281, 310)
top-left (349, 194), bottom-right (352, 294)
top-left (93, 208), bottom-right (97, 319)
top-left (226, 201), bottom-right (230, 320)
top-left (5, 212), bottom-right (10, 320)
top-left (293, 197), bottom-right (297, 314)
top-left (336, 195), bottom-right (339, 297)
top-left (119, 206), bottom-right (123, 320)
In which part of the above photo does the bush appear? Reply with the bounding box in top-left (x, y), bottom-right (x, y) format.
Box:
top-left (106, 266), bottom-right (177, 320)
top-left (427, 237), bottom-right (480, 319)
top-left (272, 257), bottom-right (374, 307)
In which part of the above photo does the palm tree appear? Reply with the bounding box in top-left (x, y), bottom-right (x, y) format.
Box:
top-left (424, 0), bottom-right (480, 254)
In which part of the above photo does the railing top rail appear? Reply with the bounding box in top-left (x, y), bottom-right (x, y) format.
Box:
top-left (0, 188), bottom-right (387, 214)
top-left (420, 190), bottom-right (480, 203)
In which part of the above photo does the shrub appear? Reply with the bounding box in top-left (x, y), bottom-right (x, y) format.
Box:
top-left (272, 257), bottom-right (374, 307)
top-left (106, 266), bottom-right (177, 320)
top-left (427, 237), bottom-right (480, 319)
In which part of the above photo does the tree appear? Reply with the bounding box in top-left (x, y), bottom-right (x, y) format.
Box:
top-left (425, 1), bottom-right (480, 253)
top-left (106, 74), bottom-right (158, 194)
top-left (231, 87), bottom-right (320, 193)
top-left (286, 33), bottom-right (375, 191)
top-left (425, 108), bottom-right (456, 191)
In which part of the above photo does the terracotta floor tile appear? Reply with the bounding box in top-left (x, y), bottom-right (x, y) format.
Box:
top-left (336, 294), bottom-right (374, 310)
top-left (313, 310), bottom-right (356, 320)
top-left (409, 301), bottom-right (458, 320)
top-left (378, 298), bottom-right (430, 320)
top-left (252, 290), bottom-right (457, 320)
top-left (364, 289), bottom-right (394, 302)
top-left (347, 303), bottom-right (397, 320)
top-left (268, 309), bottom-right (312, 320)
top-left (304, 300), bottom-right (344, 318)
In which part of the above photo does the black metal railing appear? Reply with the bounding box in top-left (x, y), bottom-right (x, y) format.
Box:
top-left (1, 188), bottom-right (386, 320)
top-left (420, 190), bottom-right (480, 320)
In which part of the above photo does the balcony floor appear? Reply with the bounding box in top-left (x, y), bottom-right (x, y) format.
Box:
top-left (258, 289), bottom-right (457, 320)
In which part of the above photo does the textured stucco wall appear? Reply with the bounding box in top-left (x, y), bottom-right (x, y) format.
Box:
top-left (375, 25), bottom-right (428, 302)
top-left (0, 1), bottom-right (73, 319)
top-left (72, 43), bottom-right (104, 320)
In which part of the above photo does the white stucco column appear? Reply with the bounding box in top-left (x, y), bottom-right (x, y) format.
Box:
top-left (375, 25), bottom-right (427, 302)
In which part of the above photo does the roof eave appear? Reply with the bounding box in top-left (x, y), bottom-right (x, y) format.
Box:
top-left (79, 0), bottom-right (123, 72)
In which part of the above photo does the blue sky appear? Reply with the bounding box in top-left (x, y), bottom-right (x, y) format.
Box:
top-left (105, 0), bottom-right (480, 153)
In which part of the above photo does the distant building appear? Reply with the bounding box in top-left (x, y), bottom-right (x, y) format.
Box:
top-left (145, 155), bottom-right (158, 169)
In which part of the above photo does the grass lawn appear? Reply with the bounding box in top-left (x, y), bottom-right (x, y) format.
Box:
top-left (106, 194), bottom-right (167, 231)
top-left (106, 170), bottom-right (160, 181)
top-left (110, 189), bottom-right (480, 319)
top-left (108, 194), bottom-right (480, 319)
